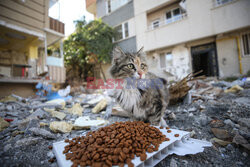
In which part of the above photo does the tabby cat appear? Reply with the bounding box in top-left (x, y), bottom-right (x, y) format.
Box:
top-left (109, 47), bottom-right (169, 126)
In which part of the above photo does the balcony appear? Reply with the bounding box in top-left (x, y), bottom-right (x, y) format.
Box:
top-left (86, 0), bottom-right (96, 14)
top-left (49, 17), bottom-right (65, 34)
top-left (148, 13), bottom-right (187, 31)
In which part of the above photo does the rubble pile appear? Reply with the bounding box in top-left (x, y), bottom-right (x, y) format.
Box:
top-left (0, 78), bottom-right (250, 167)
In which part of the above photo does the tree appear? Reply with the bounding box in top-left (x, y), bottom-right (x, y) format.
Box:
top-left (64, 17), bottom-right (115, 82)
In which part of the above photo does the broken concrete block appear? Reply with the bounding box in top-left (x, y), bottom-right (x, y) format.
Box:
top-left (0, 95), bottom-right (17, 102)
top-left (49, 121), bottom-right (73, 133)
top-left (44, 108), bottom-right (66, 120)
top-left (211, 138), bottom-right (231, 146)
top-left (73, 116), bottom-right (107, 129)
top-left (15, 137), bottom-right (40, 147)
top-left (0, 117), bottom-right (9, 132)
top-left (46, 99), bottom-right (66, 109)
top-left (92, 99), bottom-right (107, 114)
top-left (29, 127), bottom-right (56, 139)
top-left (67, 103), bottom-right (83, 116)
top-left (225, 85), bottom-right (243, 93)
top-left (40, 122), bottom-right (49, 127)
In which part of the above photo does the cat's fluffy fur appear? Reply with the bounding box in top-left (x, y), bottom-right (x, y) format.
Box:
top-left (109, 47), bottom-right (169, 126)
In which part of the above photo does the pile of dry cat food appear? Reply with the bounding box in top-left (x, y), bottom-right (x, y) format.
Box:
top-left (63, 121), bottom-right (170, 167)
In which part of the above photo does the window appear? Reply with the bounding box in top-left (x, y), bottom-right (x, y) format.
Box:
top-left (160, 52), bottom-right (173, 68)
top-left (215, 0), bottom-right (234, 6)
top-left (114, 22), bottom-right (129, 41)
top-left (242, 33), bottom-right (250, 56)
top-left (106, 0), bottom-right (130, 14)
top-left (152, 20), bottom-right (160, 29)
top-left (166, 7), bottom-right (184, 24)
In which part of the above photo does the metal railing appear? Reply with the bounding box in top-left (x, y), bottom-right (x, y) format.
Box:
top-left (148, 13), bottom-right (187, 31)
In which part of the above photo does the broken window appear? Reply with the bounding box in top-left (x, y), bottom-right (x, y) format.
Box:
top-left (242, 33), bottom-right (250, 56)
top-left (114, 22), bottom-right (129, 42)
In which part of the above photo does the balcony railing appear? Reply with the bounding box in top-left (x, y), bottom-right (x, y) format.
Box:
top-left (49, 17), bottom-right (65, 34)
top-left (148, 13), bottom-right (187, 31)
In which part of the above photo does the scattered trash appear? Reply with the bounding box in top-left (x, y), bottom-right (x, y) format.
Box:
top-left (49, 121), bottom-right (73, 133)
top-left (211, 137), bottom-right (231, 146)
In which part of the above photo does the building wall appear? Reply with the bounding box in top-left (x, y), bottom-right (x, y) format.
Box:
top-left (115, 36), bottom-right (137, 52)
top-left (102, 1), bottom-right (134, 27)
top-left (96, 0), bottom-right (106, 18)
top-left (0, 0), bottom-right (48, 34)
top-left (134, 0), bottom-right (250, 52)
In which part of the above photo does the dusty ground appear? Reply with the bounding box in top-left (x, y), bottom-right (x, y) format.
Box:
top-left (0, 80), bottom-right (250, 167)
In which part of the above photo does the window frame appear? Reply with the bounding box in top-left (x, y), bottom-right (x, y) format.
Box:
top-left (241, 32), bottom-right (250, 57)
top-left (159, 52), bottom-right (173, 69)
top-left (114, 21), bottom-right (129, 42)
top-left (165, 7), bottom-right (183, 24)
top-left (105, 0), bottom-right (131, 15)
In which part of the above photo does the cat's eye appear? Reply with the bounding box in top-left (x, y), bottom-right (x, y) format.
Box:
top-left (127, 64), bottom-right (134, 69)
top-left (141, 64), bottom-right (146, 69)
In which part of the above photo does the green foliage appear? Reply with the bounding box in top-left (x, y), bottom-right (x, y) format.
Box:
top-left (63, 17), bottom-right (115, 81)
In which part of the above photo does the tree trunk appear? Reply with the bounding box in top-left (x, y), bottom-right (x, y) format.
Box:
top-left (99, 63), bottom-right (106, 82)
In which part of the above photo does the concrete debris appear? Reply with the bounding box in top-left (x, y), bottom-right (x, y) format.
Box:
top-left (1, 77), bottom-right (250, 166)
top-left (15, 137), bottom-right (40, 147)
top-left (46, 99), bottom-right (66, 109)
top-left (211, 138), bottom-right (231, 146)
top-left (233, 133), bottom-right (250, 150)
top-left (44, 108), bottom-right (66, 120)
top-left (73, 116), bottom-right (107, 129)
top-left (49, 121), bottom-right (73, 133)
top-left (0, 117), bottom-right (10, 131)
top-left (211, 128), bottom-right (231, 140)
top-left (92, 99), bottom-right (107, 114)
top-left (29, 127), bottom-right (55, 139)
top-left (67, 103), bottom-right (83, 116)
top-left (224, 85), bottom-right (244, 93)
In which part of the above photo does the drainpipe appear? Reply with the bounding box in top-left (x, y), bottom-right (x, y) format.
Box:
top-left (236, 36), bottom-right (243, 74)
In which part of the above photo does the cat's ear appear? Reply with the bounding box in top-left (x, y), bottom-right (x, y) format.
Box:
top-left (136, 46), bottom-right (144, 57)
top-left (112, 46), bottom-right (124, 64)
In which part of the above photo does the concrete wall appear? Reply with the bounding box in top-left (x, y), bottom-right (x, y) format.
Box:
top-left (96, 0), bottom-right (106, 18)
top-left (116, 36), bottom-right (137, 52)
top-left (102, 0), bottom-right (134, 27)
top-left (0, 83), bottom-right (36, 98)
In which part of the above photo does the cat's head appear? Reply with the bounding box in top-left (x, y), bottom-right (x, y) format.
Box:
top-left (110, 46), bottom-right (148, 79)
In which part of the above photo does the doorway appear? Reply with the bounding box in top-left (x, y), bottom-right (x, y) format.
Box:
top-left (191, 43), bottom-right (219, 76)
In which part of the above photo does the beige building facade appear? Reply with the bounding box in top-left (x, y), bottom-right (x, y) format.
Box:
top-left (0, 0), bottom-right (65, 84)
top-left (134, 0), bottom-right (250, 79)
top-left (89, 0), bottom-right (250, 80)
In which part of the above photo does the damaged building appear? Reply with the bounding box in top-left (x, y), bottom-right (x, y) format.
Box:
top-left (0, 0), bottom-right (65, 97)
top-left (86, 0), bottom-right (250, 80)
